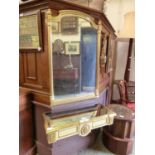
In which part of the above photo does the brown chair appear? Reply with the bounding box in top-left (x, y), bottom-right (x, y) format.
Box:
top-left (118, 80), bottom-right (135, 111)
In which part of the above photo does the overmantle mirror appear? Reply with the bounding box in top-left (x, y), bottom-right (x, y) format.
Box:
top-left (47, 10), bottom-right (100, 104)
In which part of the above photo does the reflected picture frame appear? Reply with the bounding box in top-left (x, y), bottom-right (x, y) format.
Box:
top-left (51, 21), bottom-right (59, 33)
top-left (61, 16), bottom-right (78, 35)
top-left (64, 41), bottom-right (80, 55)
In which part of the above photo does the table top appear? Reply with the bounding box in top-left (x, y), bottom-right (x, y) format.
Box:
top-left (108, 104), bottom-right (135, 120)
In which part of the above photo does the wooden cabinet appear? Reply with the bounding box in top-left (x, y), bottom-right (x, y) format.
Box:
top-left (19, 93), bottom-right (36, 155)
top-left (19, 0), bottom-right (117, 155)
top-left (19, 0), bottom-right (116, 106)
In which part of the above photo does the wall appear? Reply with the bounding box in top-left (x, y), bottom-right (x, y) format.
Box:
top-left (104, 0), bottom-right (135, 37)
top-left (114, 39), bottom-right (135, 81)
top-left (112, 39), bottom-right (135, 100)
top-left (104, 0), bottom-right (135, 100)
top-left (114, 39), bottom-right (129, 80)
top-left (63, 0), bottom-right (104, 11)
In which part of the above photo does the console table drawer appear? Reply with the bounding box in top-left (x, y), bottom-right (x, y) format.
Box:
top-left (43, 105), bottom-right (116, 144)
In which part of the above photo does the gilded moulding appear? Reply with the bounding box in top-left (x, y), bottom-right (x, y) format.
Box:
top-left (43, 106), bottom-right (116, 144)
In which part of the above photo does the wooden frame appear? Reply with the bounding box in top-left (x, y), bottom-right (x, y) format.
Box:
top-left (100, 34), bottom-right (108, 69)
top-left (47, 10), bottom-right (100, 105)
top-left (64, 41), bottom-right (80, 55)
top-left (105, 36), bottom-right (110, 73)
top-left (19, 11), bottom-right (43, 52)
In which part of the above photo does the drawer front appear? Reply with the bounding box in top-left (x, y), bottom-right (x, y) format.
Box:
top-left (43, 106), bottom-right (116, 144)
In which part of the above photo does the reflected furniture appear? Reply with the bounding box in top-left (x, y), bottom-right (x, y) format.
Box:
top-left (19, 0), bottom-right (116, 155)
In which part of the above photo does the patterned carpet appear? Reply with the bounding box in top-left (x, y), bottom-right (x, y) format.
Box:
top-left (74, 132), bottom-right (135, 155)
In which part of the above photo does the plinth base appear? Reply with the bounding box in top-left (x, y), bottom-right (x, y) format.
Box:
top-left (36, 131), bottom-right (97, 155)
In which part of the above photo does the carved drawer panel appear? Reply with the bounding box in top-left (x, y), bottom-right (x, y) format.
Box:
top-left (43, 105), bottom-right (116, 144)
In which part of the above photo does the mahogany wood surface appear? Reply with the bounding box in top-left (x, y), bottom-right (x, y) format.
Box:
top-left (104, 118), bottom-right (135, 139)
top-left (102, 104), bottom-right (135, 155)
top-left (19, 93), bottom-right (36, 155)
top-left (19, 12), bottom-right (50, 93)
top-left (124, 39), bottom-right (134, 82)
top-left (103, 129), bottom-right (134, 155)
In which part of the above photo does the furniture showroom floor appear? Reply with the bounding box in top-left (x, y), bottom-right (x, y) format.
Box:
top-left (74, 131), bottom-right (135, 155)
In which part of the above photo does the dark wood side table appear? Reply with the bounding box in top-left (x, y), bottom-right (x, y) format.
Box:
top-left (102, 104), bottom-right (135, 155)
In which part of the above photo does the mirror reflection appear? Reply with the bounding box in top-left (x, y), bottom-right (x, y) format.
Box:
top-left (51, 15), bottom-right (97, 99)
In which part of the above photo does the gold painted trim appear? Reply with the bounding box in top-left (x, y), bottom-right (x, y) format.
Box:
top-left (92, 119), bottom-right (106, 128)
top-left (46, 9), bottom-right (103, 106)
top-left (96, 20), bottom-right (102, 97)
top-left (99, 87), bottom-right (108, 96)
top-left (46, 10), bottom-right (54, 100)
top-left (51, 93), bottom-right (96, 106)
top-left (107, 35), bottom-right (113, 74)
top-left (43, 106), bottom-right (116, 144)
top-left (79, 122), bottom-right (92, 137)
top-left (50, 10), bottom-right (98, 30)
top-left (59, 126), bottom-right (77, 138)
